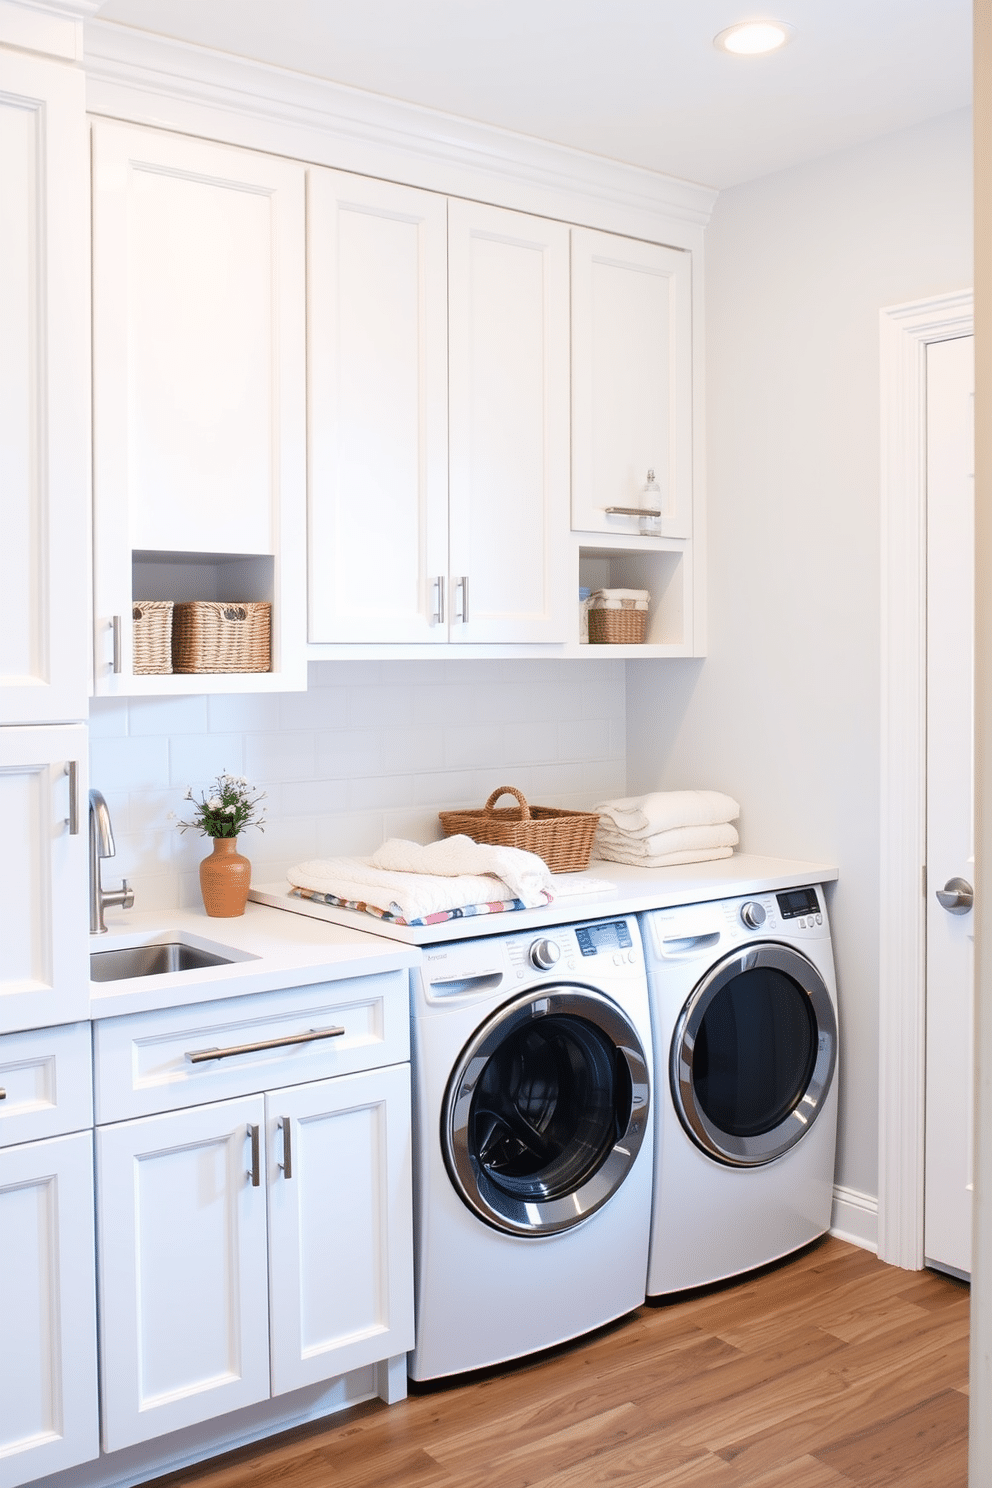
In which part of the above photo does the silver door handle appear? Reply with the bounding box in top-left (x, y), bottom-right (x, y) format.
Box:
top-left (936, 877), bottom-right (974, 914)
top-left (458, 575), bottom-right (469, 624)
top-left (112, 614), bottom-right (122, 674)
top-left (247, 1123), bottom-right (261, 1187)
top-left (280, 1115), bottom-right (293, 1179)
top-left (65, 761), bottom-right (80, 835)
top-left (432, 575), bottom-right (445, 626)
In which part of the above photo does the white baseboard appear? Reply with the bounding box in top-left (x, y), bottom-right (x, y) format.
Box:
top-left (830, 1184), bottom-right (879, 1254)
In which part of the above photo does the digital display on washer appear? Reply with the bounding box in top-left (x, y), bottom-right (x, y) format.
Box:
top-left (575, 920), bottom-right (633, 957)
top-left (776, 886), bottom-right (820, 919)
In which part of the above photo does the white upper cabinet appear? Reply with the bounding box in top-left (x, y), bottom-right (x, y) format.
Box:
top-left (91, 122), bottom-right (307, 693)
top-left (308, 170), bottom-right (448, 644)
top-left (448, 200), bottom-right (571, 643)
top-left (570, 227), bottom-right (692, 539)
top-left (0, 725), bottom-right (88, 1033)
top-left (0, 50), bottom-right (89, 724)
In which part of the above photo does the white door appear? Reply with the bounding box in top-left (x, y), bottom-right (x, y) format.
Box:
top-left (447, 199), bottom-right (571, 643)
top-left (0, 725), bottom-right (88, 1032)
top-left (570, 227), bottom-right (693, 540)
top-left (308, 170), bottom-right (449, 644)
top-left (96, 1096), bottom-right (270, 1451)
top-left (91, 121), bottom-right (307, 691)
top-left (0, 49), bottom-right (90, 724)
top-left (0, 1131), bottom-right (99, 1488)
top-left (924, 332), bottom-right (975, 1277)
top-left (266, 1064), bottom-right (414, 1396)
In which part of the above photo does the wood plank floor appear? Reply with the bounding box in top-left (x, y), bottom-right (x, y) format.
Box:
top-left (156, 1239), bottom-right (969, 1488)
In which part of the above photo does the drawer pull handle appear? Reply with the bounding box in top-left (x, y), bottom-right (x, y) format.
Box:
top-left (280, 1115), bottom-right (293, 1180)
top-left (65, 761), bottom-right (80, 835)
top-left (186, 1025), bottom-right (346, 1065)
top-left (112, 614), bottom-right (123, 674)
top-left (247, 1123), bottom-right (261, 1187)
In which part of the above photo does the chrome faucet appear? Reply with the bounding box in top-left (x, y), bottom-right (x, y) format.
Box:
top-left (89, 789), bottom-right (135, 934)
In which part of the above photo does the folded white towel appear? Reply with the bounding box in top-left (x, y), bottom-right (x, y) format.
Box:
top-left (370, 835), bottom-right (553, 909)
top-left (594, 790), bottom-right (740, 838)
top-left (595, 822), bottom-right (739, 859)
top-left (287, 857), bottom-right (541, 922)
top-left (595, 843), bottom-right (735, 869)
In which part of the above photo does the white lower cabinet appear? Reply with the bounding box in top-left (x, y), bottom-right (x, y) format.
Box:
top-left (0, 1130), bottom-right (99, 1488)
top-left (95, 981), bottom-right (414, 1455)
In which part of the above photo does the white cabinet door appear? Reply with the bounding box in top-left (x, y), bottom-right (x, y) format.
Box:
top-left (266, 1064), bottom-right (414, 1396)
top-left (91, 121), bottom-right (307, 692)
top-left (308, 170), bottom-right (448, 644)
top-left (0, 49), bottom-right (89, 724)
top-left (0, 1131), bottom-right (99, 1488)
top-left (0, 725), bottom-right (88, 1032)
top-left (96, 1096), bottom-right (270, 1452)
top-left (571, 227), bottom-right (692, 539)
top-left (448, 200), bottom-right (571, 643)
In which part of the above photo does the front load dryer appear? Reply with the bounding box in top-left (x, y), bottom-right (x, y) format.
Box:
top-left (408, 914), bottom-right (653, 1381)
top-left (640, 884), bottom-right (838, 1296)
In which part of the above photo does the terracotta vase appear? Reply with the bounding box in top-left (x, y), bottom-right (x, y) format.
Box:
top-left (199, 836), bottom-right (251, 917)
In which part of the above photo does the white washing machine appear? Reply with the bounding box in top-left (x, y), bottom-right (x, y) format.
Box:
top-left (640, 883), bottom-right (838, 1296)
top-left (409, 914), bottom-right (654, 1381)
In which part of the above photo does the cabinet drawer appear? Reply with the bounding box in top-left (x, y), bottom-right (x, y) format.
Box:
top-left (0, 1023), bottom-right (93, 1149)
top-left (93, 972), bottom-right (410, 1123)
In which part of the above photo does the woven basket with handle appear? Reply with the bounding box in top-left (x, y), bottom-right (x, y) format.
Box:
top-left (132, 601), bottom-right (173, 674)
top-left (439, 786), bottom-right (599, 873)
top-left (172, 601), bottom-right (271, 674)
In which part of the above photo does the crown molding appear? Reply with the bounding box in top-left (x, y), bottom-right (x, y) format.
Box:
top-left (0, 0), bottom-right (100, 59)
top-left (82, 18), bottom-right (716, 240)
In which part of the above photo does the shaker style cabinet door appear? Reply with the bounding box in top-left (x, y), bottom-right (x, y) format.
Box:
top-left (447, 200), bottom-right (571, 643)
top-left (0, 1131), bottom-right (99, 1488)
top-left (0, 49), bottom-right (89, 724)
top-left (308, 170), bottom-right (448, 643)
top-left (0, 725), bottom-right (88, 1032)
top-left (266, 1063), bottom-right (414, 1396)
top-left (96, 1096), bottom-right (270, 1452)
top-left (570, 227), bottom-right (693, 539)
top-left (91, 121), bottom-right (307, 692)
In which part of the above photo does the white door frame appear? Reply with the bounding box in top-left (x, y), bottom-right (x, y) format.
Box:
top-left (878, 288), bottom-right (973, 1269)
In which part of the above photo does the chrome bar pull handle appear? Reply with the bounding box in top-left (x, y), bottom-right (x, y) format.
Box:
top-left (432, 575), bottom-right (445, 626)
top-left (458, 575), bottom-right (470, 624)
top-left (936, 877), bottom-right (974, 914)
top-left (280, 1116), bottom-right (293, 1180)
top-left (65, 761), bottom-right (80, 835)
top-left (112, 614), bottom-right (122, 674)
top-left (247, 1123), bottom-right (261, 1187)
top-left (186, 1025), bottom-right (345, 1064)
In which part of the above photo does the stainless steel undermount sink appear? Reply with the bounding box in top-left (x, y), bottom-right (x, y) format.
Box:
top-left (90, 941), bottom-right (237, 983)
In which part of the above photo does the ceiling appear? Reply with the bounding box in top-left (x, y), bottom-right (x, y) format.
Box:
top-left (91, 0), bottom-right (972, 190)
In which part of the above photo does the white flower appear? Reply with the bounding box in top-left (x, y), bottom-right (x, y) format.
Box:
top-left (207, 796), bottom-right (223, 810)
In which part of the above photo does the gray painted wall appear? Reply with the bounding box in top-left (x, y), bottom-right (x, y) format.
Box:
top-left (626, 107), bottom-right (974, 1203)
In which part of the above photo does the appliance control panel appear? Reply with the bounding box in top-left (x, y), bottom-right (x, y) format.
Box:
top-left (422, 916), bottom-right (644, 1000)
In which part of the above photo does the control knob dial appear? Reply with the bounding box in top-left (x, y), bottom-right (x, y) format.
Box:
top-left (740, 901), bottom-right (766, 930)
top-left (529, 938), bottom-right (560, 971)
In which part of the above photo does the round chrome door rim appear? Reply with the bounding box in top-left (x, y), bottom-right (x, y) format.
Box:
top-left (443, 985), bottom-right (650, 1237)
top-left (671, 942), bottom-right (837, 1168)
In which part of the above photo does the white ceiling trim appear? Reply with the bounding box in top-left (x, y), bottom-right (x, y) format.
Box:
top-left (82, 17), bottom-right (717, 235)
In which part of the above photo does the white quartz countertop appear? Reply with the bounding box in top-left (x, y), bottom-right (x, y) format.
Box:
top-left (249, 853), bottom-right (839, 947)
top-left (89, 902), bottom-right (422, 1019)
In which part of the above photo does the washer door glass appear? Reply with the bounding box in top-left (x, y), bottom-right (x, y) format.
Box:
top-left (672, 943), bottom-right (837, 1167)
top-left (443, 986), bottom-right (650, 1236)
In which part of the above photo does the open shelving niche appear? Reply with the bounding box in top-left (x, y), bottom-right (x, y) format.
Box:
top-left (577, 531), bottom-right (693, 657)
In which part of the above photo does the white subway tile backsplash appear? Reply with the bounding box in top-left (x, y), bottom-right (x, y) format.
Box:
top-left (88, 660), bottom-right (626, 903)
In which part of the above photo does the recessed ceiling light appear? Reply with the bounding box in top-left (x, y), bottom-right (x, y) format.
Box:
top-left (714, 20), bottom-right (794, 56)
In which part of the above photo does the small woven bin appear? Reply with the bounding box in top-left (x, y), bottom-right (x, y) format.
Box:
top-left (587, 588), bottom-right (650, 645)
top-left (172, 601), bottom-right (271, 674)
top-left (439, 786), bottom-right (599, 874)
top-left (132, 601), bottom-right (173, 674)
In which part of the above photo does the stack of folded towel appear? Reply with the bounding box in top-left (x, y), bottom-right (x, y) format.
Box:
top-left (287, 835), bottom-right (558, 927)
top-left (593, 790), bottom-right (740, 868)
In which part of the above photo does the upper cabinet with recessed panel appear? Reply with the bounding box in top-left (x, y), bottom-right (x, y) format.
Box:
top-left (570, 227), bottom-right (693, 540)
top-left (90, 122), bottom-right (308, 694)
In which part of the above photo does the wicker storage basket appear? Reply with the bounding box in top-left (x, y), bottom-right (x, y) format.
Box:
top-left (439, 786), bottom-right (599, 874)
top-left (132, 601), bottom-right (173, 674)
top-left (172, 601), bottom-right (271, 674)
top-left (587, 588), bottom-right (650, 645)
